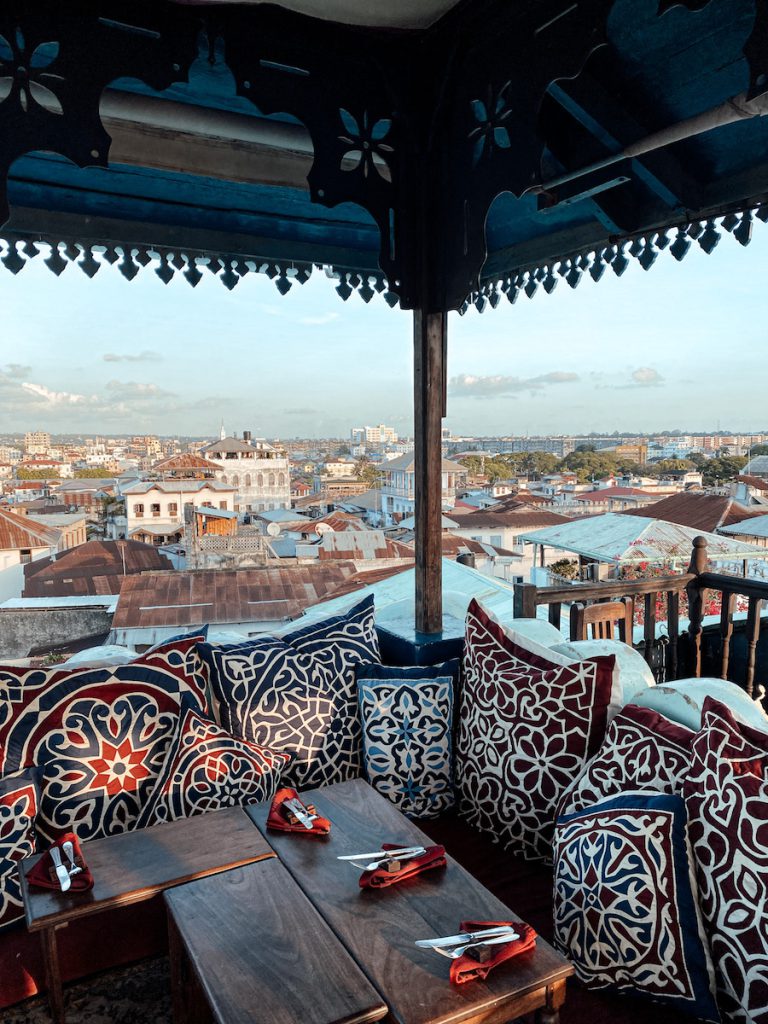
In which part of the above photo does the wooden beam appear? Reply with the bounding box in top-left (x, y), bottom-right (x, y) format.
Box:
top-left (413, 309), bottom-right (444, 634)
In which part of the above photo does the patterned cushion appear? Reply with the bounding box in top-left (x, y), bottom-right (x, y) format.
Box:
top-left (0, 637), bottom-right (209, 843)
top-left (554, 792), bottom-right (718, 1020)
top-left (457, 598), bottom-right (614, 860)
top-left (201, 597), bottom-right (380, 790)
top-left (358, 673), bottom-right (454, 819)
top-left (684, 697), bottom-right (768, 1024)
top-left (136, 707), bottom-right (290, 827)
top-left (557, 703), bottom-right (694, 818)
top-left (0, 767), bottom-right (40, 932)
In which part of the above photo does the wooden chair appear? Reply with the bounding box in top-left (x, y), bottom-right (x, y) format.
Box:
top-left (570, 598), bottom-right (633, 643)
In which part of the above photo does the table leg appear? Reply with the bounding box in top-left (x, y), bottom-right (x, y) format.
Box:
top-left (535, 980), bottom-right (566, 1024)
top-left (167, 912), bottom-right (211, 1024)
top-left (41, 926), bottom-right (65, 1024)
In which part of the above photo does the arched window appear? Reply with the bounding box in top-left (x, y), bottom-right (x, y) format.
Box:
top-left (232, 474), bottom-right (240, 487)
top-left (245, 474), bottom-right (252, 487)
top-left (257, 473), bottom-right (264, 487)
top-left (220, 473), bottom-right (227, 485)
top-left (268, 472), bottom-right (276, 487)
top-left (278, 473), bottom-right (286, 487)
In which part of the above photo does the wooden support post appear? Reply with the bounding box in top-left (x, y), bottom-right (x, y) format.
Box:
top-left (413, 309), bottom-right (445, 635)
top-left (685, 536), bottom-right (708, 678)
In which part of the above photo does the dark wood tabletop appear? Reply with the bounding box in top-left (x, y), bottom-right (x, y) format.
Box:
top-left (247, 779), bottom-right (573, 1024)
top-left (165, 857), bottom-right (388, 1024)
top-left (20, 806), bottom-right (274, 931)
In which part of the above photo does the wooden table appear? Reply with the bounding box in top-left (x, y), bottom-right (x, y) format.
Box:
top-left (20, 807), bottom-right (274, 1024)
top-left (165, 857), bottom-right (388, 1024)
top-left (247, 779), bottom-right (573, 1024)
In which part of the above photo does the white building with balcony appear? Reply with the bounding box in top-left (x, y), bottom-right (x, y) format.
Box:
top-left (199, 433), bottom-right (291, 513)
top-left (123, 480), bottom-right (236, 545)
top-left (379, 453), bottom-right (467, 522)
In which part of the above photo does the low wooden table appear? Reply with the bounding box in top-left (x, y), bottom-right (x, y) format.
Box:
top-left (19, 806), bottom-right (274, 1024)
top-left (247, 779), bottom-right (574, 1024)
top-left (165, 857), bottom-right (388, 1024)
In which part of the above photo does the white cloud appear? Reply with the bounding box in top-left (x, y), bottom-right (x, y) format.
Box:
top-left (21, 382), bottom-right (89, 405)
top-left (103, 350), bottom-right (162, 363)
top-left (450, 371), bottom-right (579, 398)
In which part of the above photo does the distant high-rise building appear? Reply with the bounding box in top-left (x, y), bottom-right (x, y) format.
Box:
top-left (24, 431), bottom-right (51, 455)
top-left (350, 424), bottom-right (398, 445)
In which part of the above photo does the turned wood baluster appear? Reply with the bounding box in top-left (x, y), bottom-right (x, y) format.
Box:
top-left (685, 536), bottom-right (708, 678)
top-left (719, 591), bottom-right (736, 680)
top-left (667, 591), bottom-right (680, 681)
top-left (745, 597), bottom-right (763, 699)
top-left (644, 593), bottom-right (657, 668)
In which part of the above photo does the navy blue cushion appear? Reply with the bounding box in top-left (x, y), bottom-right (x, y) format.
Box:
top-left (200, 597), bottom-right (380, 789)
top-left (554, 791), bottom-right (718, 1020)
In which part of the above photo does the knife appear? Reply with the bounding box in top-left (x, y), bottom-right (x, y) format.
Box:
top-left (337, 846), bottom-right (425, 862)
top-left (49, 846), bottom-right (71, 893)
top-left (415, 926), bottom-right (518, 949)
top-left (282, 797), bottom-right (316, 830)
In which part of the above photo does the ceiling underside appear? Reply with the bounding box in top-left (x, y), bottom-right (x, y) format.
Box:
top-left (2, 0), bottom-right (768, 309)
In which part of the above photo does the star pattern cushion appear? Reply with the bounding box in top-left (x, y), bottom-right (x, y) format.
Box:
top-left (136, 707), bottom-right (291, 828)
top-left (0, 767), bottom-right (40, 932)
top-left (358, 673), bottom-right (454, 819)
top-left (684, 697), bottom-right (768, 1024)
top-left (557, 703), bottom-right (695, 819)
top-left (201, 596), bottom-right (380, 789)
top-left (457, 598), bottom-right (614, 860)
top-left (0, 637), bottom-right (209, 843)
top-left (554, 792), bottom-right (718, 1021)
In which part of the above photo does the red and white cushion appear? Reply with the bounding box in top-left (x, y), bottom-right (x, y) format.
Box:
top-left (457, 599), bottom-right (614, 861)
top-left (557, 703), bottom-right (694, 818)
top-left (0, 767), bottom-right (40, 931)
top-left (137, 707), bottom-right (291, 827)
top-left (684, 697), bottom-right (768, 1024)
top-left (0, 637), bottom-right (209, 842)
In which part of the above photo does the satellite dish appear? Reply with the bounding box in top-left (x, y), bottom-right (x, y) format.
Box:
top-left (266, 522), bottom-right (281, 537)
top-left (315, 522), bottom-right (334, 535)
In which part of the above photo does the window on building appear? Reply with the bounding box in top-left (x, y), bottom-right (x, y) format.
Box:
top-left (268, 472), bottom-right (275, 487)
top-left (245, 474), bottom-right (251, 487)
top-left (232, 475), bottom-right (240, 487)
top-left (134, 503), bottom-right (144, 518)
top-left (202, 501), bottom-right (213, 508)
top-left (257, 473), bottom-right (264, 487)
top-left (151, 503), bottom-right (161, 517)
top-left (168, 502), bottom-right (178, 516)
top-left (219, 501), bottom-right (227, 509)
top-left (20, 548), bottom-right (31, 564)
top-left (278, 472), bottom-right (285, 487)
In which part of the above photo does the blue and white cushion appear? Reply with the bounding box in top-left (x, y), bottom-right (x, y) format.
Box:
top-left (200, 597), bottom-right (381, 790)
top-left (357, 672), bottom-right (454, 819)
top-left (554, 791), bottom-right (719, 1020)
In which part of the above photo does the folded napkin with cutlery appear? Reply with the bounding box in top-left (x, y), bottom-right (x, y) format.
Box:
top-left (26, 833), bottom-right (94, 893)
top-left (266, 786), bottom-right (331, 835)
top-left (359, 842), bottom-right (446, 889)
top-left (449, 919), bottom-right (536, 984)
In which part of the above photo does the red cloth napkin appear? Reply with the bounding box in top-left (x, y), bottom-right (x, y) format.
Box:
top-left (359, 842), bottom-right (446, 889)
top-left (26, 833), bottom-right (94, 893)
top-left (266, 787), bottom-right (331, 836)
top-left (449, 919), bottom-right (537, 984)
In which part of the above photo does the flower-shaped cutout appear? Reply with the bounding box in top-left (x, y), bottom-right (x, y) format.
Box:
top-left (469, 81), bottom-right (514, 164)
top-left (0, 27), bottom-right (61, 115)
top-left (338, 108), bottom-right (393, 182)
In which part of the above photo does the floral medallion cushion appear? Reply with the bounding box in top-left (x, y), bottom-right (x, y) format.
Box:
top-left (0, 637), bottom-right (209, 843)
top-left (357, 671), bottom-right (454, 819)
top-left (684, 697), bottom-right (768, 1024)
top-left (0, 767), bottom-right (40, 932)
top-left (457, 599), bottom-right (614, 860)
top-left (136, 707), bottom-right (291, 828)
top-left (557, 703), bottom-right (695, 818)
top-left (554, 791), bottom-right (719, 1021)
top-left (200, 598), bottom-right (380, 790)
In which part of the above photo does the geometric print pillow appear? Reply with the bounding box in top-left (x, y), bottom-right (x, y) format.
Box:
top-left (358, 674), bottom-right (454, 820)
top-left (0, 637), bottom-right (210, 843)
top-left (136, 707), bottom-right (291, 828)
top-left (0, 767), bottom-right (40, 932)
top-left (554, 792), bottom-right (719, 1021)
top-left (557, 703), bottom-right (695, 819)
top-left (457, 598), bottom-right (615, 861)
top-left (201, 596), bottom-right (381, 790)
top-left (684, 697), bottom-right (768, 1024)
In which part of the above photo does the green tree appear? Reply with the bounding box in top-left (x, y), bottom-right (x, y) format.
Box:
top-left (17, 467), bottom-right (59, 479)
top-left (74, 467), bottom-right (116, 478)
top-left (701, 456), bottom-right (748, 486)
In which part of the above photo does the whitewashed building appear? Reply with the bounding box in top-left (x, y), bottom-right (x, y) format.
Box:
top-left (200, 432), bottom-right (291, 513)
top-left (380, 453), bottom-right (467, 522)
top-left (123, 479), bottom-right (236, 545)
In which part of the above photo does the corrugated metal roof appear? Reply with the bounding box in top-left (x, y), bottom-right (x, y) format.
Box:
top-left (623, 493), bottom-right (760, 532)
top-left (574, 487), bottom-right (662, 501)
top-left (381, 453), bottom-right (467, 473)
top-left (153, 453), bottom-right (216, 472)
top-left (0, 507), bottom-right (60, 550)
top-left (122, 480), bottom-right (234, 494)
top-left (737, 475), bottom-right (768, 492)
top-left (23, 539), bottom-right (172, 598)
top-left (517, 513), bottom-right (768, 565)
top-left (317, 530), bottom-right (413, 560)
top-left (450, 500), bottom-right (570, 530)
top-left (1, 595), bottom-right (118, 611)
top-left (719, 515), bottom-right (768, 540)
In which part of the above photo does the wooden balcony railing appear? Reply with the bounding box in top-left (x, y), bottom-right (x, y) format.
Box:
top-left (513, 536), bottom-right (768, 693)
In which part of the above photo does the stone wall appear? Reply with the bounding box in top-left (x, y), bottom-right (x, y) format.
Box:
top-left (0, 607), bottom-right (113, 659)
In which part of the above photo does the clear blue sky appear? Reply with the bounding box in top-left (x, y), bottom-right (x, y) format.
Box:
top-left (1, 227), bottom-right (766, 439)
